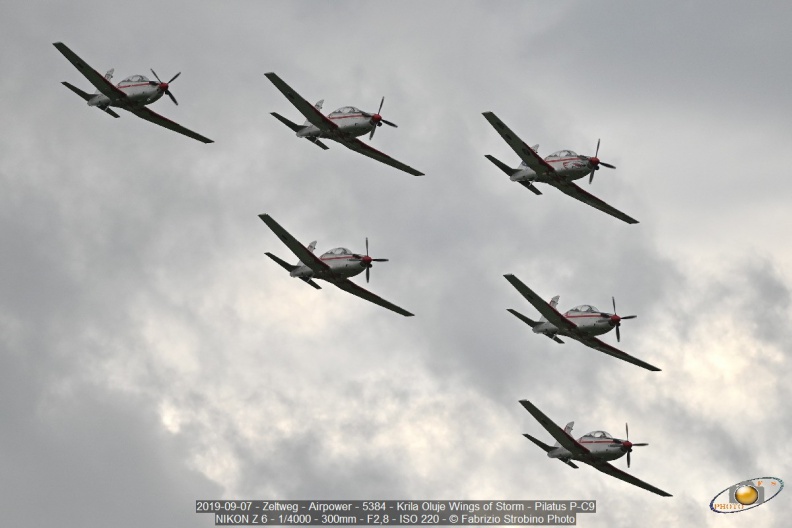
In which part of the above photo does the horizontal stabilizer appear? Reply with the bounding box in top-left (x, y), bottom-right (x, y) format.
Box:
top-left (61, 81), bottom-right (92, 101)
top-left (270, 112), bottom-right (304, 132)
top-left (560, 459), bottom-right (579, 469)
top-left (550, 335), bottom-right (564, 344)
top-left (265, 252), bottom-right (297, 272)
top-left (518, 181), bottom-right (542, 195)
top-left (299, 277), bottom-right (322, 289)
top-left (103, 107), bottom-right (120, 118)
top-left (265, 252), bottom-right (322, 289)
top-left (306, 137), bottom-right (329, 150)
top-left (523, 433), bottom-right (553, 452)
top-left (485, 154), bottom-right (519, 176)
top-left (507, 308), bottom-right (538, 327)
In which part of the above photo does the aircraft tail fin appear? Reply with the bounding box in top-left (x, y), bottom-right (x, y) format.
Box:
top-left (93, 68), bottom-right (114, 94)
top-left (294, 241), bottom-right (317, 268)
top-left (303, 99), bottom-right (323, 126)
top-left (537, 295), bottom-right (560, 323)
top-left (552, 422), bottom-right (574, 448)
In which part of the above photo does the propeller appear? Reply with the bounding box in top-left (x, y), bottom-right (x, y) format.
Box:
top-left (350, 237), bottom-right (389, 283)
top-left (599, 297), bottom-right (637, 342)
top-left (149, 68), bottom-right (181, 105)
top-left (621, 423), bottom-right (649, 468)
top-left (362, 97), bottom-right (398, 140)
top-left (586, 139), bottom-right (617, 184)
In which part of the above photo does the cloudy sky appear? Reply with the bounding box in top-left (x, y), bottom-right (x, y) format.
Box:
top-left (1, 1), bottom-right (790, 526)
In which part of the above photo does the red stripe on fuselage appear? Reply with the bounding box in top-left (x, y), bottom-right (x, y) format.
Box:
top-left (118, 83), bottom-right (155, 89)
top-left (328, 114), bottom-right (365, 120)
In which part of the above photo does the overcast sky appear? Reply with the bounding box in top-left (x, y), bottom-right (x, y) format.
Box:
top-left (1, 1), bottom-right (791, 527)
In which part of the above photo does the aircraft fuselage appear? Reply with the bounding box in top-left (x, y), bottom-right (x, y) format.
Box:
top-left (549, 435), bottom-right (628, 463)
top-left (289, 253), bottom-right (367, 282)
top-left (296, 113), bottom-right (374, 140)
top-left (88, 81), bottom-right (165, 109)
top-left (511, 156), bottom-right (596, 184)
top-left (533, 312), bottom-right (617, 339)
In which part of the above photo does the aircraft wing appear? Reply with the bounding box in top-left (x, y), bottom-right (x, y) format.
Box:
top-left (53, 42), bottom-right (127, 103)
top-left (504, 275), bottom-right (578, 333)
top-left (549, 179), bottom-right (639, 224)
top-left (331, 278), bottom-right (414, 317)
top-left (587, 460), bottom-right (672, 497)
top-left (519, 400), bottom-right (588, 457)
top-left (258, 214), bottom-right (330, 274)
top-left (124, 106), bottom-right (213, 143)
top-left (336, 136), bottom-right (424, 176)
top-left (482, 112), bottom-right (555, 174)
top-left (264, 72), bottom-right (337, 133)
top-left (571, 333), bottom-right (661, 372)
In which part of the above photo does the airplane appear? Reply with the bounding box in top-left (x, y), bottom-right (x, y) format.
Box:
top-left (519, 399), bottom-right (672, 497)
top-left (53, 42), bottom-right (213, 144)
top-left (264, 72), bottom-right (424, 176)
top-left (482, 112), bottom-right (637, 224)
top-left (504, 274), bottom-right (660, 371)
top-left (259, 214), bottom-right (414, 317)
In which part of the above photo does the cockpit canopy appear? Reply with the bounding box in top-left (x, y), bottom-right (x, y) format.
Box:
top-left (546, 149), bottom-right (578, 159)
top-left (569, 304), bottom-right (600, 313)
top-left (120, 74), bottom-right (151, 84)
top-left (328, 106), bottom-right (362, 116)
top-left (320, 247), bottom-right (352, 258)
top-left (585, 430), bottom-right (613, 439)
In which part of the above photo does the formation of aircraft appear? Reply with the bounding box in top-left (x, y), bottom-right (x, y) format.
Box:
top-left (519, 399), bottom-right (672, 497)
top-left (52, 42), bottom-right (213, 144)
top-left (259, 214), bottom-right (413, 317)
top-left (504, 274), bottom-right (660, 372)
top-left (264, 72), bottom-right (424, 177)
top-left (482, 111), bottom-right (638, 224)
top-left (51, 44), bottom-right (669, 497)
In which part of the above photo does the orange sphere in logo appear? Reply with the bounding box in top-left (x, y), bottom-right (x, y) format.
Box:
top-left (734, 485), bottom-right (759, 505)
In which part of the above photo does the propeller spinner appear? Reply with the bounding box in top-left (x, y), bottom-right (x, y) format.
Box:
top-left (621, 423), bottom-right (649, 468)
top-left (600, 296), bottom-right (637, 342)
top-left (350, 237), bottom-right (389, 283)
top-left (587, 139), bottom-right (617, 184)
top-left (362, 97), bottom-right (398, 140)
top-left (150, 68), bottom-right (181, 105)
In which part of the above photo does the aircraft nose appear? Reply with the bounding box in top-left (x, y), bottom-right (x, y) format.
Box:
top-left (589, 156), bottom-right (600, 166)
top-left (371, 114), bottom-right (382, 124)
top-left (609, 314), bottom-right (621, 325)
top-left (622, 440), bottom-right (633, 450)
top-left (159, 82), bottom-right (169, 91)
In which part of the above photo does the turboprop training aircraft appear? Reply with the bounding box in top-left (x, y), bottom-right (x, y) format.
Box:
top-left (519, 399), bottom-right (672, 497)
top-left (482, 112), bottom-right (637, 224)
top-left (504, 274), bottom-right (660, 371)
top-left (53, 42), bottom-right (213, 143)
top-left (259, 214), bottom-right (413, 317)
top-left (265, 72), bottom-right (424, 176)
